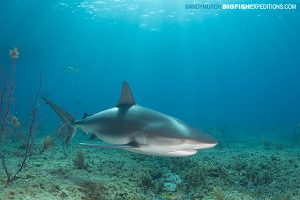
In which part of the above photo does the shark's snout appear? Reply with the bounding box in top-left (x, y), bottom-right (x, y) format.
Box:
top-left (192, 141), bottom-right (218, 149)
top-left (185, 134), bottom-right (218, 150)
top-left (201, 136), bottom-right (218, 149)
top-left (205, 137), bottom-right (218, 146)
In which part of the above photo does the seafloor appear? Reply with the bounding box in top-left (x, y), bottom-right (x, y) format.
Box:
top-left (0, 130), bottom-right (299, 200)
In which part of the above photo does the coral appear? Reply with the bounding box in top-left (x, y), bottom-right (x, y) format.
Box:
top-left (163, 171), bottom-right (182, 192)
top-left (73, 148), bottom-right (88, 170)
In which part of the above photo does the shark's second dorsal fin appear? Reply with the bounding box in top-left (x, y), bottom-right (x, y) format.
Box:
top-left (116, 81), bottom-right (136, 107)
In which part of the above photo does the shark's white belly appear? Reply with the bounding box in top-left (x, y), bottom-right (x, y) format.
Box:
top-left (93, 130), bottom-right (197, 157)
top-left (128, 145), bottom-right (198, 157)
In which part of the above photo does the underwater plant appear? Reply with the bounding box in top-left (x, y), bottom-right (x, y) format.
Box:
top-left (39, 136), bottom-right (54, 154)
top-left (0, 48), bottom-right (42, 184)
top-left (0, 65), bottom-right (7, 114)
top-left (1, 76), bottom-right (42, 183)
top-left (1, 48), bottom-right (18, 134)
top-left (213, 187), bottom-right (225, 200)
top-left (74, 148), bottom-right (88, 170)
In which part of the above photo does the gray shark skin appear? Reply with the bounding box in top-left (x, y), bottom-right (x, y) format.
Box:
top-left (42, 81), bottom-right (217, 157)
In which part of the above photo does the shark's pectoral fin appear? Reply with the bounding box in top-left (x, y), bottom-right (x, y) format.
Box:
top-left (79, 142), bottom-right (136, 150)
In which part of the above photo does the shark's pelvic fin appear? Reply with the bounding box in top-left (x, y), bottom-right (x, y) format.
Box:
top-left (116, 81), bottom-right (136, 107)
top-left (79, 143), bottom-right (132, 149)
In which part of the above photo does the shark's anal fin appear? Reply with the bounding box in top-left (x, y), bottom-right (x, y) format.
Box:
top-left (79, 143), bottom-right (133, 149)
top-left (116, 81), bottom-right (136, 107)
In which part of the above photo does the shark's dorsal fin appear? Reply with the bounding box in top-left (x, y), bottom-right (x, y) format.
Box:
top-left (116, 81), bottom-right (136, 107)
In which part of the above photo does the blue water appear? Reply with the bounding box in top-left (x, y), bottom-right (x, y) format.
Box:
top-left (1, 0), bottom-right (300, 131)
top-left (1, 1), bottom-right (300, 199)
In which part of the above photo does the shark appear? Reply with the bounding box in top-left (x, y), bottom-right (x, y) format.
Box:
top-left (42, 81), bottom-right (217, 157)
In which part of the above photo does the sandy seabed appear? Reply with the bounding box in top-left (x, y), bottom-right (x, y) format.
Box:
top-left (0, 134), bottom-right (299, 200)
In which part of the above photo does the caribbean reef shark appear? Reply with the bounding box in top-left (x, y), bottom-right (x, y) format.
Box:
top-left (42, 81), bottom-right (217, 157)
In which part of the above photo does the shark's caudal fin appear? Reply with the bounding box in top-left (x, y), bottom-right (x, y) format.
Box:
top-left (42, 97), bottom-right (77, 144)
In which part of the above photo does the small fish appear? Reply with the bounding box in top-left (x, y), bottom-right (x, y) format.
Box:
top-left (66, 67), bottom-right (80, 72)
top-left (11, 115), bottom-right (20, 128)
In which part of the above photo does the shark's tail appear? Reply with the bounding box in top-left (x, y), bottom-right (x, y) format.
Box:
top-left (42, 97), bottom-right (77, 144)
